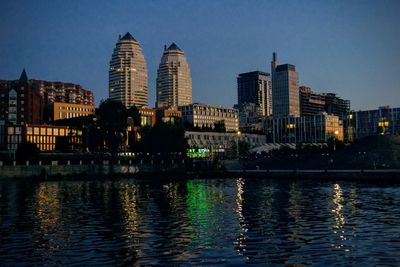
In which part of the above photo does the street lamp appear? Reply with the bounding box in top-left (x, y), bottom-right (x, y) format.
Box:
top-left (236, 131), bottom-right (241, 159)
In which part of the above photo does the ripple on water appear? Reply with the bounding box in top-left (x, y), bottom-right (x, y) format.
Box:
top-left (0, 179), bottom-right (400, 266)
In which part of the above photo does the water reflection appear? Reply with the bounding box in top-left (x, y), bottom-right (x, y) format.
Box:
top-left (0, 178), bottom-right (400, 266)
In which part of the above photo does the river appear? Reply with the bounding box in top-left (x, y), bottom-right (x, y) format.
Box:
top-left (0, 177), bottom-right (399, 266)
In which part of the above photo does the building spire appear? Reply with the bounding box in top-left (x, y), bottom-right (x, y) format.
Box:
top-left (273, 52), bottom-right (278, 62)
top-left (19, 68), bottom-right (28, 84)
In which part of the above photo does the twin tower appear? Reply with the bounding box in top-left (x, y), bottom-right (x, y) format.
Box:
top-left (108, 32), bottom-right (192, 109)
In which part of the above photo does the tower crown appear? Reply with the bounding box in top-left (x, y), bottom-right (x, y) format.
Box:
top-left (119, 32), bottom-right (137, 42)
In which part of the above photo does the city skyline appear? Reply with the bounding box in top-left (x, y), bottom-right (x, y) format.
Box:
top-left (0, 0), bottom-right (399, 110)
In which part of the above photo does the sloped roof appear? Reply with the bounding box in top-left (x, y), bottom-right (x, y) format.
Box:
top-left (167, 42), bottom-right (182, 51)
top-left (19, 68), bottom-right (28, 83)
top-left (120, 32), bottom-right (137, 42)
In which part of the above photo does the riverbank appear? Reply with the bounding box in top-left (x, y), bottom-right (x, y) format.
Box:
top-left (1, 162), bottom-right (400, 182)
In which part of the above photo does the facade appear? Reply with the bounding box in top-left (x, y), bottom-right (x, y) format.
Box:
top-left (271, 52), bottom-right (300, 117)
top-left (186, 131), bottom-right (265, 157)
top-left (0, 70), bottom-right (95, 125)
top-left (299, 86), bottom-right (326, 116)
top-left (138, 108), bottom-right (156, 127)
top-left (323, 93), bottom-right (350, 119)
top-left (109, 32), bottom-right (148, 108)
top-left (156, 43), bottom-right (192, 108)
top-left (234, 103), bottom-right (264, 133)
top-left (299, 86), bottom-right (350, 119)
top-left (0, 70), bottom-right (44, 125)
top-left (52, 102), bottom-right (95, 120)
top-left (2, 124), bottom-right (81, 151)
top-left (156, 109), bottom-right (182, 123)
top-left (35, 80), bottom-right (94, 106)
top-left (351, 106), bottom-right (400, 139)
top-left (264, 113), bottom-right (343, 143)
top-left (179, 103), bottom-right (239, 132)
top-left (237, 71), bottom-right (272, 117)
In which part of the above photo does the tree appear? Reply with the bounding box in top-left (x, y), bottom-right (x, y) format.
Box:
top-left (238, 140), bottom-right (251, 169)
top-left (127, 105), bottom-right (141, 127)
top-left (16, 141), bottom-right (39, 162)
top-left (98, 99), bottom-right (127, 153)
top-left (238, 140), bottom-right (250, 159)
top-left (138, 119), bottom-right (188, 157)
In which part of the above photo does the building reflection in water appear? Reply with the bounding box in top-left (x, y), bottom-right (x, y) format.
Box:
top-left (186, 180), bottom-right (230, 249)
top-left (118, 181), bottom-right (144, 259)
top-left (34, 182), bottom-right (63, 258)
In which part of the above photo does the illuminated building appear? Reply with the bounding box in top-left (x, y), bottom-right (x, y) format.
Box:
top-left (138, 108), bottom-right (156, 127)
top-left (271, 52), bottom-right (300, 117)
top-left (52, 102), bottom-right (95, 120)
top-left (263, 113), bottom-right (344, 143)
top-left (323, 93), bottom-right (350, 119)
top-left (234, 103), bottom-right (264, 133)
top-left (4, 124), bottom-right (81, 151)
top-left (186, 131), bottom-right (265, 157)
top-left (179, 103), bottom-right (239, 132)
top-left (237, 71), bottom-right (272, 117)
top-left (109, 32), bottom-right (148, 108)
top-left (156, 109), bottom-right (182, 123)
top-left (350, 106), bottom-right (400, 139)
top-left (156, 43), bottom-right (192, 108)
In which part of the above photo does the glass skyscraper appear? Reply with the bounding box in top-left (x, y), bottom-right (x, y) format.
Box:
top-left (271, 52), bottom-right (300, 117)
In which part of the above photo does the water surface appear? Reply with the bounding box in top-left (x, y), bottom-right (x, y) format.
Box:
top-left (0, 178), bottom-right (399, 266)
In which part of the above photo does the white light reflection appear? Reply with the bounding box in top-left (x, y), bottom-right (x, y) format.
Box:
top-left (331, 183), bottom-right (349, 252)
top-left (235, 177), bottom-right (248, 254)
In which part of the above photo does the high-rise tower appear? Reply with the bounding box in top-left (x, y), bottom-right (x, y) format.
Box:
top-left (109, 32), bottom-right (148, 108)
top-left (237, 71), bottom-right (272, 117)
top-left (156, 43), bottom-right (192, 108)
top-left (271, 52), bottom-right (300, 117)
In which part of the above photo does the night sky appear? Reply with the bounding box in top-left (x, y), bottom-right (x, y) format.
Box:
top-left (0, 0), bottom-right (399, 110)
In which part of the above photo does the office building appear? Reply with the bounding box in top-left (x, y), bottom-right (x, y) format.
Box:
top-left (350, 106), bottom-right (400, 139)
top-left (109, 32), bottom-right (148, 108)
top-left (156, 43), bottom-right (192, 108)
top-left (2, 123), bottom-right (81, 151)
top-left (237, 71), bottom-right (272, 117)
top-left (179, 103), bottom-right (239, 132)
top-left (263, 113), bottom-right (343, 143)
top-left (299, 86), bottom-right (326, 116)
top-left (186, 131), bottom-right (265, 158)
top-left (271, 52), bottom-right (300, 117)
top-left (323, 93), bottom-right (350, 119)
top-left (51, 102), bottom-right (95, 121)
top-left (234, 103), bottom-right (264, 133)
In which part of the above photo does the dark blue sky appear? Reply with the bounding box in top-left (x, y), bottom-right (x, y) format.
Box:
top-left (1, 0), bottom-right (399, 110)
